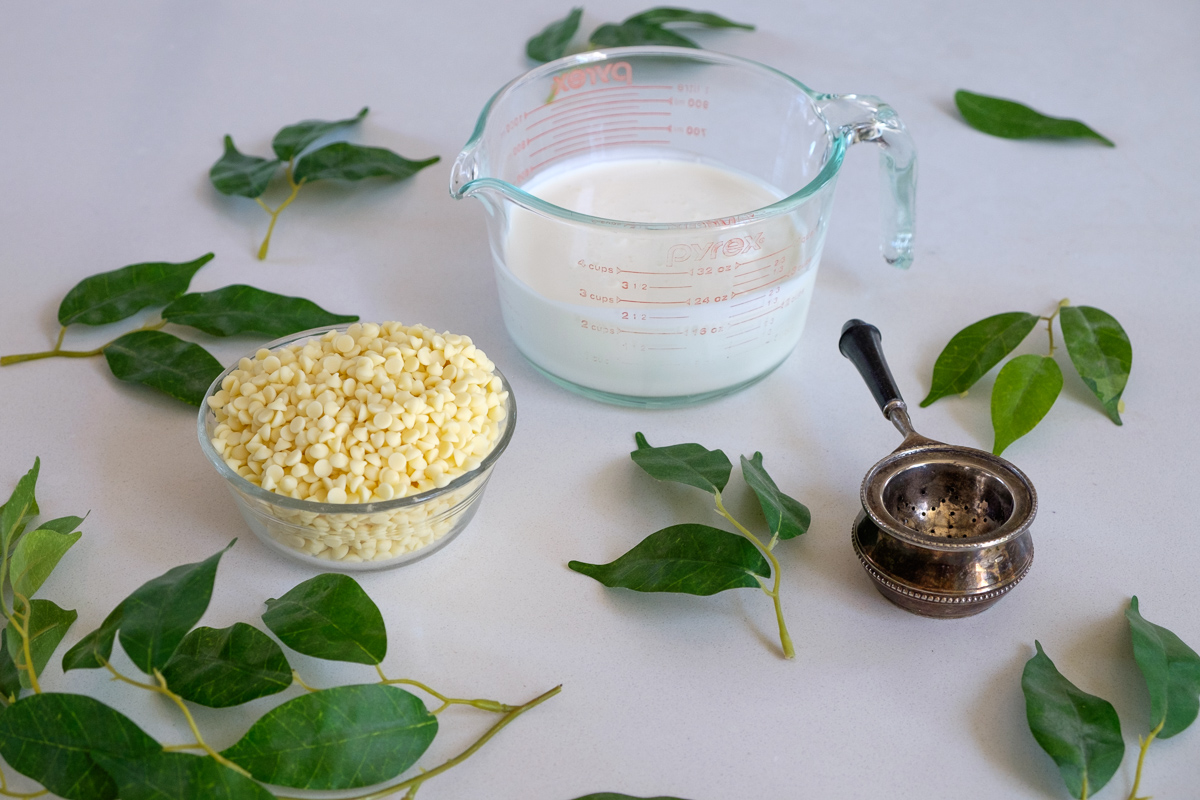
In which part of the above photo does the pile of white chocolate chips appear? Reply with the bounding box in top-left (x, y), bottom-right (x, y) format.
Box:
top-left (205, 322), bottom-right (509, 562)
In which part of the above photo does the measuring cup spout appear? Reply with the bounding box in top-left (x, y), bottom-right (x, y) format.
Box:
top-left (817, 95), bottom-right (917, 269)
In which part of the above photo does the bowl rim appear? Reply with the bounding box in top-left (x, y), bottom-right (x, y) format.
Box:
top-left (860, 443), bottom-right (1036, 553)
top-left (196, 325), bottom-right (517, 515)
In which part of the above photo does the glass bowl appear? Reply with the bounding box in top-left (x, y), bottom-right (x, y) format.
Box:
top-left (196, 326), bottom-right (516, 571)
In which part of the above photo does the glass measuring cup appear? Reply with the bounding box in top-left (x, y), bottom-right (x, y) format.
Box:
top-left (451, 46), bottom-right (916, 407)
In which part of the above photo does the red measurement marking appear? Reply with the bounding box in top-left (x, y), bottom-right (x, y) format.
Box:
top-left (527, 113), bottom-right (644, 143)
top-left (648, 285), bottom-right (692, 290)
top-left (529, 125), bottom-right (673, 158)
top-left (534, 86), bottom-right (644, 115)
top-left (726, 326), bottom-right (761, 339)
top-left (526, 139), bottom-right (672, 175)
top-left (618, 329), bottom-right (681, 335)
top-left (617, 297), bottom-right (690, 305)
top-left (732, 272), bottom-right (799, 297)
top-left (550, 124), bottom-right (671, 147)
top-left (617, 268), bottom-right (689, 275)
top-left (735, 242), bottom-right (797, 268)
top-left (728, 305), bottom-right (786, 325)
top-left (528, 103), bottom-right (644, 131)
top-left (730, 303), bottom-right (766, 318)
top-left (729, 297), bottom-right (761, 309)
top-left (527, 85), bottom-right (675, 115)
top-left (531, 108), bottom-right (672, 136)
top-left (529, 98), bottom-right (672, 128)
top-left (733, 266), bottom-right (770, 284)
top-left (542, 133), bottom-right (639, 159)
top-left (725, 337), bottom-right (759, 350)
top-left (649, 315), bottom-right (688, 319)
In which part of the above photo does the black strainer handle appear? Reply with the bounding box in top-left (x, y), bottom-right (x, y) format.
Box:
top-left (839, 319), bottom-right (905, 416)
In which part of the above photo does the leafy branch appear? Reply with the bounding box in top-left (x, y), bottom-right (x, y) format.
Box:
top-left (0, 254), bottom-right (358, 405)
top-left (526, 7), bottom-right (753, 63)
top-left (210, 108), bottom-right (440, 259)
top-left (569, 433), bottom-right (809, 659)
top-left (1022, 598), bottom-right (1200, 799)
top-left (0, 459), bottom-right (561, 799)
top-left (921, 299), bottom-right (1132, 454)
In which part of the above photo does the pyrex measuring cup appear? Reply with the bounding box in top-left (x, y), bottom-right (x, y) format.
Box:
top-left (451, 46), bottom-right (916, 407)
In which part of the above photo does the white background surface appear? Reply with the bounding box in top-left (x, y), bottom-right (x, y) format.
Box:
top-left (1, 1), bottom-right (1198, 798)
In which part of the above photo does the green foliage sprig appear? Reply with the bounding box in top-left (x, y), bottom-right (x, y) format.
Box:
top-left (921, 300), bottom-right (1132, 454)
top-left (1022, 599), bottom-right (1200, 799)
top-left (955, 90), bottom-right (1114, 146)
top-left (0, 254), bottom-right (357, 405)
top-left (210, 108), bottom-right (440, 259)
top-left (569, 433), bottom-right (809, 659)
top-left (0, 459), bottom-right (560, 800)
top-left (526, 7), bottom-right (753, 63)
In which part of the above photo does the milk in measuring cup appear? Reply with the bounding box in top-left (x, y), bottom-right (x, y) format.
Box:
top-left (498, 156), bottom-right (820, 399)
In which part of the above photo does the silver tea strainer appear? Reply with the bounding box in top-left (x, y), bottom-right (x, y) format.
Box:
top-left (839, 320), bottom-right (1037, 617)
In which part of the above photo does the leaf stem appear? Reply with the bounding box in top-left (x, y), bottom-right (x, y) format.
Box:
top-left (1041, 298), bottom-right (1070, 356)
top-left (151, 669), bottom-right (252, 777)
top-left (0, 766), bottom-right (48, 799)
top-left (0, 320), bottom-right (166, 366)
top-left (375, 665), bottom-right (515, 714)
top-left (1126, 719), bottom-right (1164, 800)
top-left (99, 658), bottom-right (250, 778)
top-left (274, 684), bottom-right (562, 800)
top-left (712, 492), bottom-right (795, 660)
top-left (7, 594), bottom-right (42, 694)
top-left (292, 669), bottom-right (320, 692)
top-left (254, 161), bottom-right (306, 260)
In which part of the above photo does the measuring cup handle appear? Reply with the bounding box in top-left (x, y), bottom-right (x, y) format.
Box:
top-left (839, 320), bottom-right (905, 416)
top-left (817, 95), bottom-right (916, 269)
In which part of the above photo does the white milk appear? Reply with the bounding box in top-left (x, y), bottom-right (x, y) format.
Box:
top-left (496, 156), bottom-right (822, 400)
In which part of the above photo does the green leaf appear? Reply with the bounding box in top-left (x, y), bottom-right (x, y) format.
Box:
top-left (1, 457), bottom-right (39, 554)
top-left (630, 431), bottom-right (731, 494)
top-left (262, 573), bottom-right (387, 665)
top-left (527, 7), bottom-right (583, 62)
top-left (103, 330), bottom-right (223, 406)
top-left (9, 527), bottom-right (81, 599)
top-left (1059, 305), bottom-right (1131, 425)
top-left (6, 599), bottom-right (78, 689)
top-left (740, 453), bottom-right (810, 541)
top-left (57, 253), bottom-right (214, 327)
top-left (991, 354), bottom-right (1063, 455)
top-left (162, 285), bottom-right (359, 338)
top-left (920, 312), bottom-right (1040, 406)
top-left (0, 693), bottom-right (160, 800)
top-left (272, 107), bottom-right (368, 161)
top-left (94, 751), bottom-right (276, 800)
top-left (590, 20), bottom-right (699, 48)
top-left (1022, 641), bottom-right (1124, 799)
top-left (36, 514), bottom-right (85, 535)
top-left (569, 523), bottom-right (770, 595)
top-left (0, 626), bottom-right (22, 701)
top-left (221, 684), bottom-right (437, 790)
top-left (1126, 596), bottom-right (1200, 739)
top-left (161, 623), bottom-right (292, 708)
top-left (118, 542), bottom-right (233, 675)
top-left (210, 136), bottom-right (281, 197)
top-left (954, 90), bottom-right (1114, 146)
top-left (625, 8), bottom-right (754, 29)
top-left (293, 143), bottom-right (440, 183)
top-left (61, 601), bottom-right (124, 672)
